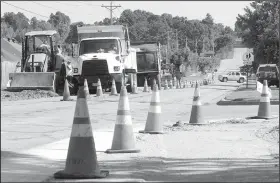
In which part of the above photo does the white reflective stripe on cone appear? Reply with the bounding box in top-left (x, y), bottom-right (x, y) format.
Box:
top-left (193, 100), bottom-right (202, 106)
top-left (116, 115), bottom-right (133, 125)
top-left (71, 124), bottom-right (93, 137)
top-left (149, 105), bottom-right (161, 113)
top-left (260, 97), bottom-right (270, 103)
top-left (118, 96), bottom-right (130, 110)
top-left (74, 99), bottom-right (90, 118)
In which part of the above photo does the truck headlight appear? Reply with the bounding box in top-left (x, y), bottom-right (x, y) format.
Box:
top-left (73, 68), bottom-right (78, 73)
top-left (114, 66), bottom-right (120, 71)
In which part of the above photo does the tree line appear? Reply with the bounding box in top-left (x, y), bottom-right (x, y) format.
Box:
top-left (3, 1), bottom-right (277, 74)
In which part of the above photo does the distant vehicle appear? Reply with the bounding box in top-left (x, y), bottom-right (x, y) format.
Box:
top-left (218, 71), bottom-right (246, 83)
top-left (256, 64), bottom-right (279, 88)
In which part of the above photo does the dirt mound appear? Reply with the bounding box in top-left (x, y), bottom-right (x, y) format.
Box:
top-left (1, 90), bottom-right (59, 101)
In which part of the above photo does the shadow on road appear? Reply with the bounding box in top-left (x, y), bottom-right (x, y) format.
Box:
top-left (96, 157), bottom-right (279, 182)
top-left (1, 150), bottom-right (64, 182)
top-left (2, 150), bottom-right (279, 182)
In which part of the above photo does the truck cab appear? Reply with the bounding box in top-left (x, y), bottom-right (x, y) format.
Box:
top-left (72, 25), bottom-right (137, 93)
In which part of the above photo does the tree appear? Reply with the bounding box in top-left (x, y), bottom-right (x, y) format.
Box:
top-left (235, 0), bottom-right (279, 68)
top-left (48, 11), bottom-right (71, 43)
top-left (65, 21), bottom-right (84, 44)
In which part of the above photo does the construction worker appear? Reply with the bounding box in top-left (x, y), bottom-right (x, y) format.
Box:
top-left (54, 45), bottom-right (65, 72)
top-left (108, 43), bottom-right (118, 54)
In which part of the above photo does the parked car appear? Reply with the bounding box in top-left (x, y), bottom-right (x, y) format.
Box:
top-left (256, 64), bottom-right (279, 87)
top-left (218, 71), bottom-right (246, 83)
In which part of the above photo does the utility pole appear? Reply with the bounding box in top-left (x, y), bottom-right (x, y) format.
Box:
top-left (167, 31), bottom-right (170, 64)
top-left (101, 1), bottom-right (121, 25)
top-left (175, 29), bottom-right (179, 51)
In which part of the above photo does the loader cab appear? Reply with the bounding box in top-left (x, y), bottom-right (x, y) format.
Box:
top-left (22, 31), bottom-right (58, 72)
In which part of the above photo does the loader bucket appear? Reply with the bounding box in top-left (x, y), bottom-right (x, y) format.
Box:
top-left (6, 72), bottom-right (56, 92)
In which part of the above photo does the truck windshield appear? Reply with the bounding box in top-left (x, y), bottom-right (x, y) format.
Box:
top-left (79, 39), bottom-right (119, 55)
top-left (137, 52), bottom-right (157, 72)
top-left (258, 67), bottom-right (277, 72)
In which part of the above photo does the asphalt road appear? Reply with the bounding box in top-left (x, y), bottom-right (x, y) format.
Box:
top-left (1, 48), bottom-right (279, 182)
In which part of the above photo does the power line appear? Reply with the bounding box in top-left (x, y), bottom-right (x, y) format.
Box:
top-left (31, 1), bottom-right (73, 15)
top-left (2, 1), bottom-right (49, 18)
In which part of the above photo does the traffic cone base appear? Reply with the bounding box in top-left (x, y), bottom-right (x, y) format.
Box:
top-left (55, 86), bottom-right (109, 179)
top-left (54, 170), bottom-right (109, 179)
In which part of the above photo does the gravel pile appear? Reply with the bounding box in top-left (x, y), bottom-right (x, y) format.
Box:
top-left (1, 90), bottom-right (59, 101)
top-left (164, 118), bottom-right (250, 132)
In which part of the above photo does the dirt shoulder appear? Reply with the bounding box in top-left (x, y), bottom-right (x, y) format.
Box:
top-left (41, 118), bottom-right (279, 182)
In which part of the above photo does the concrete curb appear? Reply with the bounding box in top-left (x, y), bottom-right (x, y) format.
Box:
top-left (217, 99), bottom-right (279, 105)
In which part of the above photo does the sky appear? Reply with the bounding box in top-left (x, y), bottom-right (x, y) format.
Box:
top-left (1, 1), bottom-right (253, 29)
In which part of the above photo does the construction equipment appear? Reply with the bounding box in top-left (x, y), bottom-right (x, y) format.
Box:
top-left (130, 41), bottom-right (162, 90)
top-left (71, 25), bottom-right (137, 94)
top-left (6, 30), bottom-right (75, 93)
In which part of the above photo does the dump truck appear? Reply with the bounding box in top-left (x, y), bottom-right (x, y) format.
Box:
top-left (130, 41), bottom-right (162, 90)
top-left (6, 30), bottom-right (74, 93)
top-left (71, 25), bottom-right (137, 93)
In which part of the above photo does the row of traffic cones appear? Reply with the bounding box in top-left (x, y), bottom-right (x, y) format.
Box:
top-left (55, 78), bottom-right (274, 180)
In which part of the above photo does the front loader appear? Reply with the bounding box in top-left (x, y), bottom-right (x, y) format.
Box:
top-left (6, 31), bottom-right (76, 94)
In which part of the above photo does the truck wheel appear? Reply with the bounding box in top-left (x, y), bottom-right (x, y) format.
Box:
top-left (223, 77), bottom-right (228, 82)
top-left (126, 83), bottom-right (132, 93)
top-left (239, 78), bottom-right (244, 83)
top-left (115, 82), bottom-right (122, 93)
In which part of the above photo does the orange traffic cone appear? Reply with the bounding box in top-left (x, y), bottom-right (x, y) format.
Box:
top-left (143, 77), bottom-right (149, 92)
top-left (173, 77), bottom-right (177, 89)
top-left (61, 79), bottom-right (74, 101)
top-left (184, 80), bottom-right (187, 88)
top-left (54, 85), bottom-right (109, 179)
top-left (248, 80), bottom-right (276, 119)
top-left (105, 85), bottom-right (140, 153)
top-left (169, 79), bottom-right (173, 89)
top-left (131, 80), bottom-right (138, 94)
top-left (164, 79), bottom-right (169, 90)
top-left (110, 78), bottom-right (118, 96)
top-left (96, 78), bottom-right (103, 97)
top-left (84, 79), bottom-right (90, 99)
top-left (139, 84), bottom-right (164, 134)
top-left (188, 82), bottom-right (204, 124)
top-left (176, 80), bottom-right (180, 89)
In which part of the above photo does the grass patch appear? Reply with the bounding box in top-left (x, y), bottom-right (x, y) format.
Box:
top-left (225, 82), bottom-right (279, 101)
